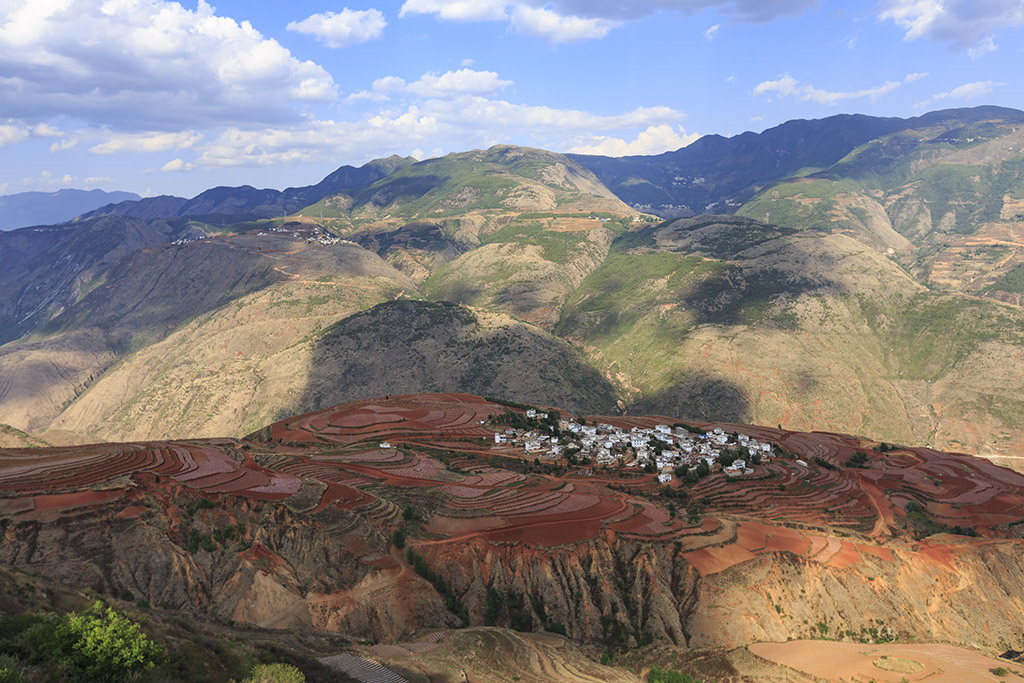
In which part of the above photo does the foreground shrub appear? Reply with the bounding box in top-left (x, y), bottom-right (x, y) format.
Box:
top-left (244, 662), bottom-right (306, 682)
top-left (31, 601), bottom-right (162, 680)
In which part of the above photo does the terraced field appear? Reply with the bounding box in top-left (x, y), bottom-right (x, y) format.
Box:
top-left (3, 393), bottom-right (1024, 587)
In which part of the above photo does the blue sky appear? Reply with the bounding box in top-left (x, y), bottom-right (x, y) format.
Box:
top-left (1, 0), bottom-right (1021, 198)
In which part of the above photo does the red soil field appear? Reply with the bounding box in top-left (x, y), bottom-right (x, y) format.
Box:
top-left (1, 393), bottom-right (1022, 586)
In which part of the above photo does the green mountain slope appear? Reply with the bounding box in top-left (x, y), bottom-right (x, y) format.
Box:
top-left (299, 145), bottom-right (634, 243)
top-left (570, 106), bottom-right (1024, 217)
top-left (737, 111), bottom-right (1024, 298)
top-left (557, 215), bottom-right (1024, 456)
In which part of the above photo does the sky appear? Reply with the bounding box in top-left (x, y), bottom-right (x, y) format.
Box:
top-left (0, 0), bottom-right (1022, 198)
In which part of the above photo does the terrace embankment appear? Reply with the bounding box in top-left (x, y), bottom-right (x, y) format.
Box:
top-left (0, 394), bottom-right (1022, 655)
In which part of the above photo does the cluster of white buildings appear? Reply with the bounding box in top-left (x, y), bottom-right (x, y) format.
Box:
top-left (171, 233), bottom-right (207, 246)
top-left (493, 416), bottom-right (773, 484)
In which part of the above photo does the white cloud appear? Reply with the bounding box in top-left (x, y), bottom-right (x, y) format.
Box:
top-left (32, 123), bottom-right (63, 137)
top-left (878, 0), bottom-right (1024, 53)
top-left (408, 69), bottom-right (512, 97)
top-left (161, 158), bottom-right (187, 172)
top-left (510, 6), bottom-right (619, 42)
top-left (348, 69), bottom-right (512, 101)
top-left (967, 35), bottom-right (996, 59)
top-left (705, 23), bottom-right (720, 40)
top-left (0, 124), bottom-right (29, 148)
top-left (904, 71), bottom-right (929, 83)
top-left (0, 170), bottom-right (77, 193)
top-left (753, 73), bottom-right (901, 105)
top-left (400, 0), bottom-right (509, 21)
top-left (50, 138), bottom-right (78, 152)
top-left (568, 124), bottom-right (699, 156)
top-left (88, 130), bottom-right (203, 155)
top-left (750, 115), bottom-right (764, 121)
top-left (186, 97), bottom-right (684, 169)
top-left (915, 80), bottom-right (1004, 109)
top-left (933, 80), bottom-right (1002, 101)
top-left (461, 57), bottom-right (474, 66)
top-left (286, 8), bottom-right (386, 48)
top-left (0, 0), bottom-right (336, 132)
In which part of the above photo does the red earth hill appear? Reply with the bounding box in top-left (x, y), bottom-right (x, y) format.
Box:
top-left (0, 393), bottom-right (1022, 652)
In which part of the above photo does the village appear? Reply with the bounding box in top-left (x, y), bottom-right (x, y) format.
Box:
top-left (488, 409), bottom-right (774, 483)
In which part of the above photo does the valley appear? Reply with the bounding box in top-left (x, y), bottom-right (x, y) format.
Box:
top-left (4, 111), bottom-right (1024, 461)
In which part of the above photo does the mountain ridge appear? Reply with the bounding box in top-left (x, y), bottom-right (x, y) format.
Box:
top-left (570, 105), bottom-right (1024, 217)
top-left (0, 188), bottom-right (140, 230)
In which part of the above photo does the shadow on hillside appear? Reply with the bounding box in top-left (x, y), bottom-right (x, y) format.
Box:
top-left (681, 231), bottom-right (857, 329)
top-left (296, 299), bottom-right (620, 415)
top-left (631, 372), bottom-right (752, 424)
top-left (357, 175), bottom-right (445, 207)
top-left (352, 221), bottom-right (469, 262)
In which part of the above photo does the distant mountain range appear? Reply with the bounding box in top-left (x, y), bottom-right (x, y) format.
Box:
top-left (1, 105), bottom-right (1023, 464)
top-left (0, 188), bottom-right (139, 230)
top-left (77, 155), bottom-right (416, 224)
top-left (570, 105), bottom-right (1024, 218)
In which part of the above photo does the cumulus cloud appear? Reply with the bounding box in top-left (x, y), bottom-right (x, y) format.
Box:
top-left (0, 0), bottom-right (336, 131)
top-left (568, 124), bottom-right (699, 156)
top-left (160, 158), bottom-right (187, 172)
top-left (286, 8), bottom-right (387, 48)
top-left (914, 80), bottom-right (1003, 109)
top-left (933, 80), bottom-right (1002, 101)
top-left (878, 0), bottom-right (1024, 53)
top-left (400, 0), bottom-right (509, 21)
top-left (408, 69), bottom-right (513, 97)
top-left (705, 23), bottom-right (720, 40)
top-left (347, 69), bottom-right (512, 101)
top-left (0, 169), bottom-right (86, 194)
top-left (0, 124), bottom-right (29, 148)
top-left (509, 6), bottom-right (619, 42)
top-left (186, 97), bottom-right (684, 169)
top-left (400, 0), bottom-right (817, 41)
top-left (89, 130), bottom-right (203, 155)
top-left (967, 35), bottom-right (996, 59)
top-left (753, 73), bottom-right (903, 104)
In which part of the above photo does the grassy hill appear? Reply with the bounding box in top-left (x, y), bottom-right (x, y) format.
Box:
top-left (571, 106), bottom-right (1024, 218)
top-left (557, 215), bottom-right (1024, 455)
top-left (737, 111), bottom-right (1024, 299)
top-left (298, 145), bottom-right (634, 242)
